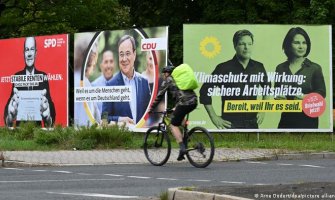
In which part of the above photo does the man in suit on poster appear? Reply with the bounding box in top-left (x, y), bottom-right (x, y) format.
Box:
top-left (4, 36), bottom-right (56, 127)
top-left (199, 30), bottom-right (268, 129)
top-left (102, 35), bottom-right (151, 125)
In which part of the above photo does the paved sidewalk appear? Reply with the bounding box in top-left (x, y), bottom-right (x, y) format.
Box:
top-left (1, 148), bottom-right (334, 167)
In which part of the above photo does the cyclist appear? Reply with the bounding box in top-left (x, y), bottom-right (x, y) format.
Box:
top-left (149, 65), bottom-right (198, 161)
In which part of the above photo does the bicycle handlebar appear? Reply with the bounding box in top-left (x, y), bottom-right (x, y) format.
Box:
top-left (148, 109), bottom-right (174, 115)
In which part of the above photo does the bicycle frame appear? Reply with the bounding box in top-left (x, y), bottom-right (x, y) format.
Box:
top-left (153, 110), bottom-right (198, 150)
top-left (159, 110), bottom-right (190, 138)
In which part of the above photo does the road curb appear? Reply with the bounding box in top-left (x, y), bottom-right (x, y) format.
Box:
top-left (2, 160), bottom-right (52, 167)
top-left (168, 187), bottom-right (252, 200)
top-left (1, 151), bottom-right (334, 167)
top-left (274, 152), bottom-right (335, 160)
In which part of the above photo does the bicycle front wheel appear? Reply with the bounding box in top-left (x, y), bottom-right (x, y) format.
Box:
top-left (185, 127), bottom-right (215, 168)
top-left (143, 127), bottom-right (171, 166)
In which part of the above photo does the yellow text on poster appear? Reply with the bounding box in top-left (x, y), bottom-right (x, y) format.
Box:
top-left (224, 100), bottom-right (302, 113)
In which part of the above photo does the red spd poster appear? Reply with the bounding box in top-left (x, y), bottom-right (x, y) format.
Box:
top-left (0, 34), bottom-right (68, 127)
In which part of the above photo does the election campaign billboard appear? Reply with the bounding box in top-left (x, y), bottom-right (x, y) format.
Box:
top-left (0, 34), bottom-right (69, 127)
top-left (184, 24), bottom-right (332, 132)
top-left (74, 27), bottom-right (168, 131)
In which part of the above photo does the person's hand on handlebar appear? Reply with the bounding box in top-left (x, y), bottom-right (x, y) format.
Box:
top-left (167, 107), bottom-right (175, 113)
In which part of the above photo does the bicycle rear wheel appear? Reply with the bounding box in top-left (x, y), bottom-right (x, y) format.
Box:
top-left (185, 127), bottom-right (215, 168)
top-left (143, 127), bottom-right (171, 166)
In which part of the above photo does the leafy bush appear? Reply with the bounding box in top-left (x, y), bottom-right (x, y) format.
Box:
top-left (34, 125), bottom-right (73, 146)
top-left (14, 121), bottom-right (38, 140)
top-left (34, 129), bottom-right (59, 145)
top-left (0, 121), bottom-right (137, 150)
top-left (72, 124), bottom-right (133, 149)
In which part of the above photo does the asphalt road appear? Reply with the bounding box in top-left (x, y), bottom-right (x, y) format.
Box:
top-left (0, 159), bottom-right (334, 200)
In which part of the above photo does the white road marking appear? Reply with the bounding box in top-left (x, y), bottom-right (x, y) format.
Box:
top-left (0, 178), bottom-right (124, 183)
top-left (277, 163), bottom-right (294, 166)
top-left (104, 174), bottom-right (124, 177)
top-left (189, 179), bottom-right (211, 182)
top-left (156, 177), bottom-right (178, 181)
top-left (47, 191), bottom-right (139, 199)
top-left (221, 181), bottom-right (246, 184)
top-left (299, 164), bottom-right (325, 168)
top-left (253, 183), bottom-right (271, 186)
top-left (127, 175), bottom-right (151, 179)
top-left (51, 170), bottom-right (72, 174)
top-left (32, 170), bottom-right (48, 172)
top-left (245, 161), bottom-right (268, 164)
top-left (3, 168), bottom-right (24, 170)
top-left (245, 161), bottom-right (327, 169)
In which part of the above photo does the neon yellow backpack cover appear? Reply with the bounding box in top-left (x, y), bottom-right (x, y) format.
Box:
top-left (171, 63), bottom-right (199, 90)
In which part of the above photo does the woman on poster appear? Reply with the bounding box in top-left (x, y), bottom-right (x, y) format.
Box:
top-left (275, 27), bottom-right (326, 128)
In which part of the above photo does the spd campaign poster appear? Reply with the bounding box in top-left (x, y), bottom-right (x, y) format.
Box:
top-left (184, 25), bottom-right (332, 132)
top-left (0, 34), bottom-right (69, 128)
top-left (74, 26), bottom-right (168, 131)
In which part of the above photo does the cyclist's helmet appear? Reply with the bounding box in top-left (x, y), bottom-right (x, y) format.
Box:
top-left (162, 65), bottom-right (175, 73)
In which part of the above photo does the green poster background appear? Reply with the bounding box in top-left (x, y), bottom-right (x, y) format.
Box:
top-left (184, 24), bottom-right (332, 132)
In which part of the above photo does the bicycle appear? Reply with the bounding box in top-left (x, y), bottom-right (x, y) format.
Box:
top-left (143, 109), bottom-right (215, 168)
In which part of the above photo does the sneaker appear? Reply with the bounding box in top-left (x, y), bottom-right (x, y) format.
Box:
top-left (177, 149), bottom-right (186, 161)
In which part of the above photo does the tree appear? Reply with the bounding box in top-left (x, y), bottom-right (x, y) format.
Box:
top-left (1, 0), bottom-right (334, 110)
top-left (0, 0), bottom-right (131, 38)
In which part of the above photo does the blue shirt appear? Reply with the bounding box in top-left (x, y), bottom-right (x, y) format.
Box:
top-left (91, 75), bottom-right (113, 87)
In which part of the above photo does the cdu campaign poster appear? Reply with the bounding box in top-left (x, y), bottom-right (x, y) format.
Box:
top-left (184, 24), bottom-right (332, 132)
top-left (0, 34), bottom-right (69, 128)
top-left (74, 26), bottom-right (168, 131)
